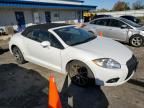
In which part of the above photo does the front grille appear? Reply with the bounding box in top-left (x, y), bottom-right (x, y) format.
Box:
top-left (126, 55), bottom-right (138, 80)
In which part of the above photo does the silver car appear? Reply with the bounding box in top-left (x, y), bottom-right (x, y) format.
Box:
top-left (84, 17), bottom-right (144, 47)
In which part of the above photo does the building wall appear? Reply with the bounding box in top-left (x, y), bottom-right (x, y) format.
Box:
top-left (38, 10), bottom-right (46, 23)
top-left (24, 10), bottom-right (34, 25)
top-left (0, 10), bottom-right (17, 27)
top-left (51, 10), bottom-right (79, 21)
top-left (0, 8), bottom-right (34, 30)
top-left (0, 8), bottom-right (83, 30)
top-left (31, 9), bottom-right (82, 23)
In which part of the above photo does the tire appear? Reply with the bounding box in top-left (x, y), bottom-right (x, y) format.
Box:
top-left (129, 35), bottom-right (144, 47)
top-left (12, 46), bottom-right (26, 64)
top-left (67, 60), bottom-right (95, 87)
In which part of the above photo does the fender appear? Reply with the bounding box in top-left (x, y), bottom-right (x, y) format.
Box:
top-left (61, 47), bottom-right (96, 74)
top-left (127, 29), bottom-right (140, 39)
top-left (9, 33), bottom-right (26, 57)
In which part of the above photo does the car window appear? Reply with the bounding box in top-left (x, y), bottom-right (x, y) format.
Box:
top-left (26, 30), bottom-right (64, 49)
top-left (49, 33), bottom-right (64, 49)
top-left (90, 20), bottom-right (96, 24)
top-left (35, 31), bottom-right (64, 49)
top-left (26, 30), bottom-right (49, 42)
top-left (109, 19), bottom-right (125, 28)
top-left (26, 30), bottom-right (39, 41)
top-left (120, 18), bottom-right (141, 27)
top-left (126, 16), bottom-right (134, 21)
top-left (55, 26), bottom-right (96, 46)
top-left (123, 16), bottom-right (129, 18)
top-left (90, 19), bottom-right (110, 26)
top-left (36, 30), bottom-right (50, 42)
top-left (26, 31), bottom-right (33, 38)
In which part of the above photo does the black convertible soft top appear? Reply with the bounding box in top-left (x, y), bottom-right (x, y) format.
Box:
top-left (22, 23), bottom-right (71, 36)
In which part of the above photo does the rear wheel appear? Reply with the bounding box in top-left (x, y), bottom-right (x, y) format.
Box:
top-left (130, 35), bottom-right (143, 47)
top-left (12, 46), bottom-right (26, 64)
top-left (67, 60), bottom-right (95, 87)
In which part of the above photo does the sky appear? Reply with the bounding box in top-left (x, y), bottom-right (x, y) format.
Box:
top-left (83, 0), bottom-right (140, 9)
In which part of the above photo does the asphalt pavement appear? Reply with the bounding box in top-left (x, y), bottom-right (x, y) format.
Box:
top-left (0, 40), bottom-right (143, 108)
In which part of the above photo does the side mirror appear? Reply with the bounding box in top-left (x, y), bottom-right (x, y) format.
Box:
top-left (41, 41), bottom-right (50, 48)
top-left (121, 25), bottom-right (127, 29)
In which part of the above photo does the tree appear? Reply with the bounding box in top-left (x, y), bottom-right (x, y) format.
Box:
top-left (113, 1), bottom-right (130, 11)
top-left (132, 0), bottom-right (144, 10)
top-left (97, 8), bottom-right (109, 12)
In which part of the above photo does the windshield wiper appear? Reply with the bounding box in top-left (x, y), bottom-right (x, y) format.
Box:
top-left (71, 36), bottom-right (96, 46)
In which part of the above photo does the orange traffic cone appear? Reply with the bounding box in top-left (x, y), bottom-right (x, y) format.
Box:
top-left (48, 74), bottom-right (62, 108)
top-left (99, 32), bottom-right (103, 38)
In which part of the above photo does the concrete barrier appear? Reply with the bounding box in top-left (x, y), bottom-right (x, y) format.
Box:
top-left (96, 9), bottom-right (144, 17)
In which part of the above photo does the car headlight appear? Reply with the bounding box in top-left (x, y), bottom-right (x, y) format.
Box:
top-left (93, 58), bottom-right (121, 69)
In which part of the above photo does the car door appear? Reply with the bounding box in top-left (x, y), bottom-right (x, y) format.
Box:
top-left (89, 19), bottom-right (110, 37)
top-left (23, 30), bottom-right (63, 72)
top-left (107, 19), bottom-right (129, 41)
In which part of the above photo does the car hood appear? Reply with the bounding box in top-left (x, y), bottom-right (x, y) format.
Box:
top-left (73, 37), bottom-right (132, 64)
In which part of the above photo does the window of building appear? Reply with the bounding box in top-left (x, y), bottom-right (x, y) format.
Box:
top-left (54, 13), bottom-right (60, 18)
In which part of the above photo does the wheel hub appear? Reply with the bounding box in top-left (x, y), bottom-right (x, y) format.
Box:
top-left (132, 37), bottom-right (143, 46)
top-left (70, 65), bottom-right (89, 86)
top-left (13, 49), bottom-right (21, 61)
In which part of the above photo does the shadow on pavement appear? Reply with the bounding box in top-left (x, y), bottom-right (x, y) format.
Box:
top-left (61, 76), bottom-right (109, 108)
top-left (128, 79), bottom-right (144, 87)
top-left (0, 63), bottom-right (109, 108)
top-left (0, 47), bottom-right (9, 55)
top-left (0, 63), bottom-right (48, 108)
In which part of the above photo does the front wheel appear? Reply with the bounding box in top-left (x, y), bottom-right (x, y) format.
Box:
top-left (67, 61), bottom-right (95, 87)
top-left (129, 35), bottom-right (144, 47)
top-left (12, 46), bottom-right (26, 64)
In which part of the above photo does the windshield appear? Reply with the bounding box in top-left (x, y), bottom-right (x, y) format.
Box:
top-left (120, 18), bottom-right (142, 28)
top-left (54, 26), bottom-right (96, 46)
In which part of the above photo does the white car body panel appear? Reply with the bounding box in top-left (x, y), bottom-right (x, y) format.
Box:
top-left (23, 36), bottom-right (62, 72)
top-left (73, 37), bottom-right (132, 64)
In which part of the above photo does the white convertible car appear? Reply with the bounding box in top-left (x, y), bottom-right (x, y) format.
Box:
top-left (9, 23), bottom-right (138, 86)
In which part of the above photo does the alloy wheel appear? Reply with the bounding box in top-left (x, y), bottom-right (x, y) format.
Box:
top-left (69, 64), bottom-right (89, 86)
top-left (131, 36), bottom-right (143, 47)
